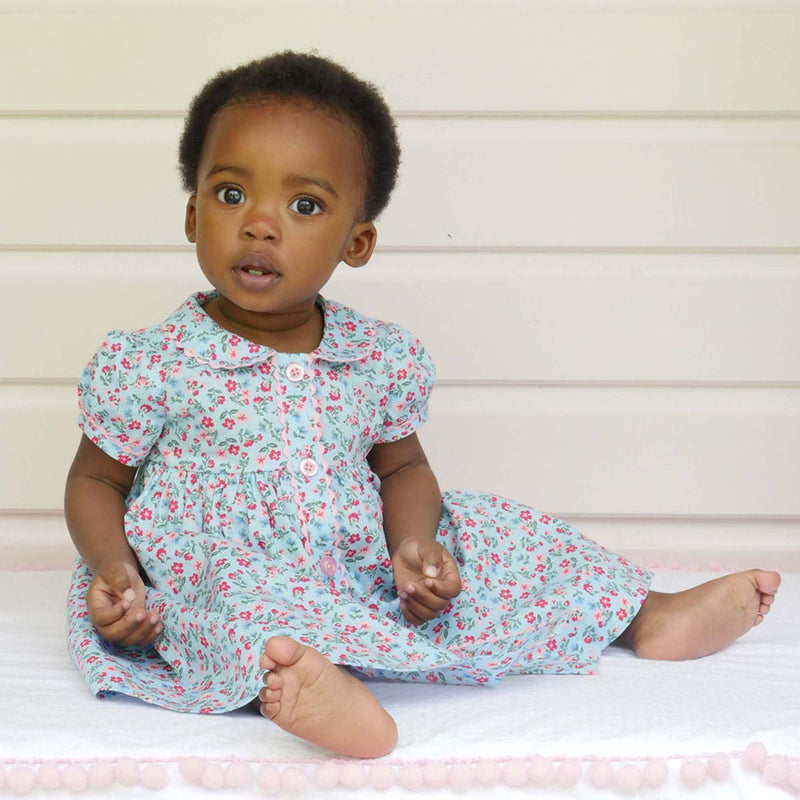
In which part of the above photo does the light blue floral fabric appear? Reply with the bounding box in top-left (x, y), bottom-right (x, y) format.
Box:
top-left (67, 292), bottom-right (651, 712)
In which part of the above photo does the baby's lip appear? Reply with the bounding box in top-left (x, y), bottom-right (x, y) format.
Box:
top-left (234, 253), bottom-right (279, 275)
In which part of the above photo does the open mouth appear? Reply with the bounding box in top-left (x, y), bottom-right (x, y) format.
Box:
top-left (234, 254), bottom-right (280, 280)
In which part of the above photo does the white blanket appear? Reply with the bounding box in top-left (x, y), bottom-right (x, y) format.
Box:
top-left (1, 568), bottom-right (797, 799)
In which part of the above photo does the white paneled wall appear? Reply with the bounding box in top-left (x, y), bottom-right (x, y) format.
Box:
top-left (2, 1), bottom-right (798, 567)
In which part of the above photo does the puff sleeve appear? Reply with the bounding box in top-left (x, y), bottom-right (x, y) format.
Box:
top-left (374, 323), bottom-right (437, 443)
top-left (77, 330), bottom-right (166, 466)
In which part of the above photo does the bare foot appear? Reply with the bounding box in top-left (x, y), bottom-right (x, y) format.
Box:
top-left (256, 636), bottom-right (397, 758)
top-left (619, 569), bottom-right (780, 660)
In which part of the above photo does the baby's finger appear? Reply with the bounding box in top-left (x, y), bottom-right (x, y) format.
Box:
top-left (91, 599), bottom-right (128, 627)
top-left (117, 614), bottom-right (162, 647)
top-left (400, 600), bottom-right (426, 626)
top-left (100, 608), bottom-right (160, 645)
top-left (401, 592), bottom-right (441, 622)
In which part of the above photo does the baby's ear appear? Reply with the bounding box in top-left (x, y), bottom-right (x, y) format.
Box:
top-left (343, 221), bottom-right (377, 268)
top-left (184, 196), bottom-right (198, 243)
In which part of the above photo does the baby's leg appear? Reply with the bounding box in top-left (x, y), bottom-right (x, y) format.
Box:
top-left (256, 636), bottom-right (397, 758)
top-left (617, 569), bottom-right (780, 660)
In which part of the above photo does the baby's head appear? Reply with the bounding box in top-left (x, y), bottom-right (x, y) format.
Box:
top-left (178, 51), bottom-right (400, 222)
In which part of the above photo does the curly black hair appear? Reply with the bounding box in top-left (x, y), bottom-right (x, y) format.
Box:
top-left (178, 51), bottom-right (400, 221)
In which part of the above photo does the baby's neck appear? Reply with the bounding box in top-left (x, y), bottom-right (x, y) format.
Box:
top-left (202, 295), bottom-right (324, 354)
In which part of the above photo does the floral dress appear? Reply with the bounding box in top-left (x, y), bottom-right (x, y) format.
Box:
top-left (66, 291), bottom-right (652, 713)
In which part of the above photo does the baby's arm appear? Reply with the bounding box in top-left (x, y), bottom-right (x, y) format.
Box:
top-left (65, 435), bottom-right (162, 645)
top-left (368, 434), bottom-right (461, 625)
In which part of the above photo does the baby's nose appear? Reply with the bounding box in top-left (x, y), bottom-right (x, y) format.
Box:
top-left (242, 211), bottom-right (279, 241)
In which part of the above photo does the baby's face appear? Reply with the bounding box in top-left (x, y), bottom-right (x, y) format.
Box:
top-left (185, 99), bottom-right (376, 321)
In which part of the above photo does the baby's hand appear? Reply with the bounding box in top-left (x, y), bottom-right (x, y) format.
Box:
top-left (391, 538), bottom-right (462, 626)
top-left (86, 560), bottom-right (162, 646)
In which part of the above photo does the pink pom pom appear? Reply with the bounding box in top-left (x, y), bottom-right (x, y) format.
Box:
top-left (280, 767), bottom-right (307, 794)
top-left (474, 759), bottom-right (501, 785)
top-left (178, 757), bottom-right (206, 783)
top-left (115, 757), bottom-right (141, 785)
top-left (35, 763), bottom-right (62, 790)
top-left (502, 761), bottom-right (528, 787)
top-left (680, 759), bottom-right (707, 788)
top-left (615, 765), bottom-right (643, 794)
top-left (201, 762), bottom-right (225, 790)
top-left (642, 759), bottom-right (668, 787)
top-left (314, 763), bottom-right (339, 790)
top-left (744, 742), bottom-right (768, 769)
top-left (396, 764), bottom-right (424, 790)
top-left (257, 765), bottom-right (281, 793)
top-left (762, 756), bottom-right (790, 786)
top-left (62, 765), bottom-right (89, 793)
top-left (141, 764), bottom-right (168, 790)
top-left (587, 761), bottom-right (615, 789)
top-left (707, 752), bottom-right (731, 780)
top-left (528, 756), bottom-right (554, 786)
top-left (339, 764), bottom-right (366, 790)
top-left (224, 761), bottom-right (253, 788)
top-left (447, 763), bottom-right (475, 791)
top-left (87, 761), bottom-right (114, 789)
top-left (367, 764), bottom-right (396, 790)
top-left (422, 762), bottom-right (447, 788)
top-left (7, 766), bottom-right (36, 795)
top-left (554, 759), bottom-right (582, 787)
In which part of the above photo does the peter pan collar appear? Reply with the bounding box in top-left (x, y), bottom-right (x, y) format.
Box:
top-left (163, 291), bottom-right (379, 368)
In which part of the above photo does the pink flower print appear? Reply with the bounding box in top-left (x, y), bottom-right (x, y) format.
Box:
top-left (171, 563), bottom-right (184, 576)
top-left (222, 418), bottom-right (235, 429)
top-left (225, 380), bottom-right (237, 392)
top-left (539, 515), bottom-right (551, 524)
top-left (156, 548), bottom-right (167, 561)
top-left (201, 416), bottom-right (213, 429)
top-left (617, 608), bottom-right (628, 621)
top-left (546, 639), bottom-right (558, 651)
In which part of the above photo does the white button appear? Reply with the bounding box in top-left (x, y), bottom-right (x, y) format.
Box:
top-left (299, 458), bottom-right (318, 477)
top-left (285, 363), bottom-right (305, 382)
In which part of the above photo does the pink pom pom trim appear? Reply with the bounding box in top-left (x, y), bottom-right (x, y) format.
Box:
top-left (0, 742), bottom-right (796, 796)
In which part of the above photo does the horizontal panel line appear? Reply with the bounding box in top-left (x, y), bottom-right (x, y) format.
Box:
top-left (2, 508), bottom-right (796, 523)
top-left (2, 245), bottom-right (800, 255)
top-left (3, 378), bottom-right (799, 389)
top-left (2, 110), bottom-right (800, 120)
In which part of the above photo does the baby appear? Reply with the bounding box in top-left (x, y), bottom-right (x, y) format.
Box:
top-left (65, 51), bottom-right (779, 758)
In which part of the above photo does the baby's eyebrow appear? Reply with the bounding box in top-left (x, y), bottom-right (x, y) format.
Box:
top-left (285, 174), bottom-right (338, 198)
top-left (205, 164), bottom-right (249, 180)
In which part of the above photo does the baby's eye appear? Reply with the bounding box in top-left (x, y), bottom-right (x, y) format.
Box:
top-left (216, 186), bottom-right (245, 205)
top-left (290, 197), bottom-right (322, 216)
